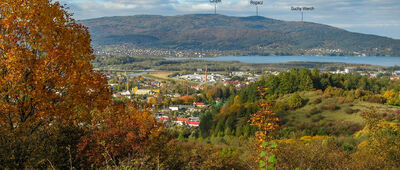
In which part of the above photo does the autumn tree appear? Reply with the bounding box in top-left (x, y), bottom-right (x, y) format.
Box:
top-left (0, 0), bottom-right (111, 168)
top-left (383, 89), bottom-right (400, 106)
top-left (0, 0), bottom-right (111, 129)
top-left (77, 102), bottom-right (164, 168)
top-left (352, 108), bottom-right (400, 169)
top-left (250, 87), bottom-right (279, 169)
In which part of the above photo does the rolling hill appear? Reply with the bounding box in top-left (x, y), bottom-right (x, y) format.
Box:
top-left (80, 14), bottom-right (400, 56)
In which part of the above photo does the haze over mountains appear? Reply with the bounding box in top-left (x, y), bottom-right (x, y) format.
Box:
top-left (81, 14), bottom-right (400, 56)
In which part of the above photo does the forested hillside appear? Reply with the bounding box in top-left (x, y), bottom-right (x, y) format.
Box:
top-left (200, 68), bottom-right (400, 138)
top-left (81, 14), bottom-right (400, 56)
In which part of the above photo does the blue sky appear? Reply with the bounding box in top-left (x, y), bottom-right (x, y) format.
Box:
top-left (61, 0), bottom-right (400, 39)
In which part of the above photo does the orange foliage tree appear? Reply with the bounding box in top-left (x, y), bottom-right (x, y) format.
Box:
top-left (77, 102), bottom-right (164, 167)
top-left (0, 0), bottom-right (111, 132)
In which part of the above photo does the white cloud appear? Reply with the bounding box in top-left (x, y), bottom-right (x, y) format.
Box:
top-left (102, 2), bottom-right (137, 9)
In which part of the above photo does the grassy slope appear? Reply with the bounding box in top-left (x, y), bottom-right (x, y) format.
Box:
top-left (278, 91), bottom-right (398, 125)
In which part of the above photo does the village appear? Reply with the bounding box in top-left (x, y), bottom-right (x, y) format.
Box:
top-left (103, 66), bottom-right (400, 129)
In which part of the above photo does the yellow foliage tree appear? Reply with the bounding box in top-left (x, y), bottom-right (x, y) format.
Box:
top-left (0, 0), bottom-right (111, 132)
top-left (383, 89), bottom-right (400, 106)
top-left (250, 87), bottom-right (279, 169)
top-left (250, 88), bottom-right (279, 149)
top-left (352, 108), bottom-right (400, 169)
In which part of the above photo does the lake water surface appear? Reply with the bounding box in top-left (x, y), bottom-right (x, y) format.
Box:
top-left (170, 56), bottom-right (400, 66)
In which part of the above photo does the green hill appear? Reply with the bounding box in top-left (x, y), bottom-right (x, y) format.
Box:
top-left (81, 14), bottom-right (400, 56)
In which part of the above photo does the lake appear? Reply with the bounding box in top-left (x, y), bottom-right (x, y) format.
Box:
top-left (169, 56), bottom-right (400, 66)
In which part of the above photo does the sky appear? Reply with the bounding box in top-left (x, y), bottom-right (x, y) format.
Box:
top-left (60, 0), bottom-right (400, 39)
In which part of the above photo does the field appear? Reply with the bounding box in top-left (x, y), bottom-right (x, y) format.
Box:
top-left (146, 72), bottom-right (173, 80)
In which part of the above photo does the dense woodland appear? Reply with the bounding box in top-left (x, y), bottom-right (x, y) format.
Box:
top-left (0, 0), bottom-right (399, 169)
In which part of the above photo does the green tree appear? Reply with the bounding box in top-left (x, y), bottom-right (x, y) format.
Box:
top-left (288, 93), bottom-right (304, 109)
top-left (299, 68), bottom-right (314, 91)
top-left (200, 111), bottom-right (214, 138)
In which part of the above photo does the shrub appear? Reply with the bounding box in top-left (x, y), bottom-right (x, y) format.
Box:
top-left (364, 95), bottom-right (385, 104)
top-left (322, 92), bottom-right (332, 99)
top-left (273, 139), bottom-right (350, 169)
top-left (338, 97), bottom-right (346, 104)
top-left (382, 113), bottom-right (395, 121)
top-left (324, 87), bottom-right (345, 97)
top-left (295, 121), bottom-right (362, 136)
top-left (344, 107), bottom-right (355, 114)
top-left (321, 104), bottom-right (340, 111)
top-left (312, 115), bottom-right (325, 122)
top-left (351, 110), bottom-right (400, 169)
top-left (310, 107), bottom-right (321, 115)
top-left (271, 102), bottom-right (287, 112)
top-left (288, 93), bottom-right (304, 110)
top-left (312, 98), bottom-right (322, 104)
top-left (159, 140), bottom-right (248, 169)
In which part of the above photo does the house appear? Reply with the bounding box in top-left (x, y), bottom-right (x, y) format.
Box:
top-left (186, 121), bottom-right (200, 127)
top-left (186, 117), bottom-right (200, 127)
top-left (169, 106), bottom-right (179, 111)
top-left (120, 91), bottom-right (132, 97)
top-left (174, 118), bottom-right (190, 125)
top-left (173, 117), bottom-right (200, 127)
top-left (391, 75), bottom-right (400, 80)
top-left (187, 107), bottom-right (201, 113)
top-left (135, 89), bottom-right (152, 95)
top-left (158, 116), bottom-right (169, 122)
top-left (194, 102), bottom-right (206, 108)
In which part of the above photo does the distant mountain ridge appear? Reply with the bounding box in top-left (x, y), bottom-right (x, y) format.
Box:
top-left (80, 14), bottom-right (400, 56)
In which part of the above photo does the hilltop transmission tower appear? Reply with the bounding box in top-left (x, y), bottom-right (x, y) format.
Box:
top-left (210, 0), bottom-right (222, 15)
top-left (291, 6), bottom-right (315, 22)
top-left (250, 0), bottom-right (263, 16)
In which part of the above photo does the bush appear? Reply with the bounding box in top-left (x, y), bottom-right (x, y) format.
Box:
top-left (288, 93), bottom-right (304, 110)
top-left (338, 97), bottom-right (346, 104)
top-left (310, 107), bottom-right (322, 115)
top-left (273, 140), bottom-right (350, 169)
top-left (322, 92), bottom-right (332, 99)
top-left (295, 121), bottom-right (362, 136)
top-left (364, 95), bottom-right (385, 104)
top-left (312, 98), bottom-right (322, 104)
top-left (321, 104), bottom-right (340, 111)
top-left (312, 115), bottom-right (325, 122)
top-left (271, 102), bottom-right (288, 112)
top-left (344, 107), bottom-right (355, 114)
top-left (158, 140), bottom-right (248, 169)
top-left (0, 124), bottom-right (87, 169)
